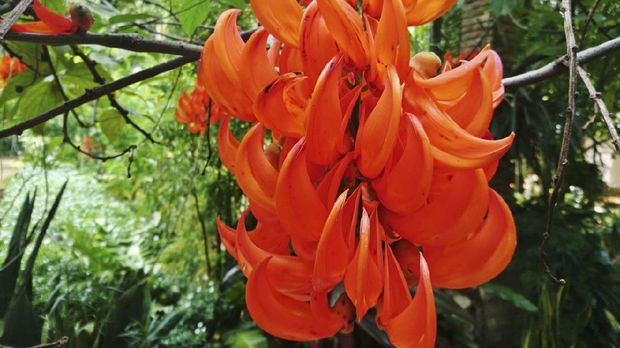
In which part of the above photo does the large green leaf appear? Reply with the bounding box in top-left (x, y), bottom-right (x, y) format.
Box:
top-left (0, 193), bottom-right (35, 318)
top-left (173, 0), bottom-right (211, 35)
top-left (98, 108), bottom-right (126, 142)
top-left (16, 80), bottom-right (63, 122)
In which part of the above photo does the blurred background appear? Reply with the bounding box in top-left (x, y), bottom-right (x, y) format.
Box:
top-left (0, 0), bottom-right (618, 347)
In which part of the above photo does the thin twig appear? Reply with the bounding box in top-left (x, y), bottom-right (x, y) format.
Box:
top-left (70, 46), bottom-right (161, 144)
top-left (541, 0), bottom-right (577, 286)
top-left (41, 46), bottom-right (89, 128)
top-left (503, 36), bottom-right (620, 88)
top-left (0, 55), bottom-right (195, 138)
top-left (0, 0), bottom-right (33, 39)
top-left (578, 0), bottom-right (602, 48)
top-left (577, 65), bottom-right (620, 153)
top-left (62, 112), bottom-right (137, 161)
top-left (0, 336), bottom-right (69, 348)
top-left (201, 99), bottom-right (213, 176)
top-left (192, 189), bottom-right (212, 275)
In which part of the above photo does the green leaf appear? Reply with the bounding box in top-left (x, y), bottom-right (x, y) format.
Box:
top-left (0, 69), bottom-right (39, 105)
top-left (482, 284), bottom-right (538, 312)
top-left (16, 80), bottom-right (63, 121)
top-left (59, 75), bottom-right (100, 90)
top-left (5, 42), bottom-right (49, 75)
top-left (98, 109), bottom-right (125, 142)
top-left (40, 0), bottom-right (67, 14)
top-left (173, 0), bottom-right (211, 35)
top-left (225, 329), bottom-right (268, 348)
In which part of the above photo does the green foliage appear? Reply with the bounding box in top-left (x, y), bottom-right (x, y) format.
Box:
top-left (0, 182), bottom-right (67, 346)
top-left (98, 109), bottom-right (126, 142)
top-left (0, 0), bottom-right (617, 347)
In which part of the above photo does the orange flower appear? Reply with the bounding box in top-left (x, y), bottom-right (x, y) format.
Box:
top-left (0, 54), bottom-right (26, 87)
top-left (178, 1), bottom-right (516, 346)
top-left (10, 0), bottom-right (93, 34)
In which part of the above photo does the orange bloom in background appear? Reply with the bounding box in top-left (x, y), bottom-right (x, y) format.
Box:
top-left (179, 1), bottom-right (516, 346)
top-left (0, 54), bottom-right (26, 88)
top-left (9, 0), bottom-right (93, 35)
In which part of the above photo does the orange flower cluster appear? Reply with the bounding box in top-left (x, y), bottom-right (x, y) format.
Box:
top-left (180, 0), bottom-right (516, 346)
top-left (9, 0), bottom-right (93, 35)
top-left (0, 54), bottom-right (26, 88)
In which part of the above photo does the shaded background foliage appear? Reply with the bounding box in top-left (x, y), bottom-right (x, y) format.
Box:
top-left (0, 0), bottom-right (618, 347)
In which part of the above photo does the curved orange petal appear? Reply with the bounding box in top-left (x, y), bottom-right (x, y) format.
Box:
top-left (245, 258), bottom-right (341, 341)
top-left (313, 188), bottom-right (361, 291)
top-left (316, 0), bottom-right (370, 69)
top-left (316, 152), bottom-right (355, 207)
top-left (236, 214), bottom-right (313, 297)
top-left (445, 68), bottom-right (493, 137)
top-left (362, 0), bottom-right (383, 17)
top-left (357, 65), bottom-right (402, 178)
top-left (377, 245), bottom-right (412, 327)
top-left (385, 252), bottom-right (436, 348)
top-left (403, 0), bottom-right (457, 26)
top-left (412, 87), bottom-right (514, 170)
top-left (305, 55), bottom-right (347, 165)
top-left (239, 28), bottom-right (279, 100)
top-left (423, 190), bottom-right (517, 289)
top-left (32, 0), bottom-right (75, 33)
top-left (412, 49), bottom-right (490, 101)
top-left (275, 140), bottom-right (328, 242)
top-left (344, 209), bottom-right (383, 320)
top-left (249, 0), bottom-right (303, 48)
top-left (279, 45), bottom-right (304, 74)
top-left (301, 1), bottom-right (340, 85)
top-left (10, 21), bottom-right (58, 34)
top-left (254, 73), bottom-right (306, 138)
top-left (375, 0), bottom-right (410, 80)
top-left (483, 49), bottom-right (505, 108)
top-left (384, 169), bottom-right (489, 246)
top-left (201, 10), bottom-right (254, 121)
top-left (235, 124), bottom-right (278, 215)
top-left (217, 118), bottom-right (239, 173)
top-left (216, 216), bottom-right (238, 260)
top-left (372, 114), bottom-right (432, 214)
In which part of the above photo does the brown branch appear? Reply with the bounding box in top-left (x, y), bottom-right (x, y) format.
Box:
top-left (2, 28), bottom-right (258, 58)
top-left (62, 112), bottom-right (137, 161)
top-left (541, 0), bottom-right (577, 287)
top-left (577, 65), bottom-right (620, 153)
top-left (42, 46), bottom-right (89, 128)
top-left (0, 55), bottom-right (195, 139)
top-left (503, 36), bottom-right (620, 88)
top-left (0, 0), bottom-right (32, 39)
top-left (70, 46), bottom-right (161, 144)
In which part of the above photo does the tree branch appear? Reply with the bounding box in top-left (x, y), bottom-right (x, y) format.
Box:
top-left (0, 0), bottom-right (32, 39)
top-left (503, 36), bottom-right (620, 88)
top-left (577, 65), bottom-right (620, 153)
top-left (62, 111), bottom-right (137, 161)
top-left (70, 46), bottom-right (160, 144)
top-left (2, 28), bottom-right (258, 58)
top-left (0, 55), bottom-right (195, 139)
top-left (541, 0), bottom-right (577, 287)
